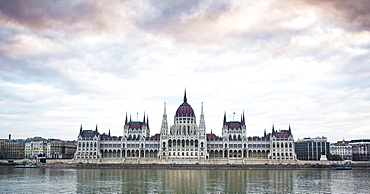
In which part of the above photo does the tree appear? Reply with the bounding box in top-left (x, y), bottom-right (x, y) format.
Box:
top-left (327, 153), bottom-right (342, 161)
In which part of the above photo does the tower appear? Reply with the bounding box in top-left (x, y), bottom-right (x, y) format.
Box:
top-left (159, 102), bottom-right (169, 159)
top-left (161, 102), bottom-right (168, 136)
top-left (199, 102), bottom-right (206, 136)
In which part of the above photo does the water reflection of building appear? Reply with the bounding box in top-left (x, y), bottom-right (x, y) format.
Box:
top-left (74, 91), bottom-right (296, 163)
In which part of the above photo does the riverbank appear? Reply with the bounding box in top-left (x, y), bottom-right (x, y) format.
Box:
top-left (2, 162), bottom-right (369, 170)
top-left (2, 159), bottom-right (370, 169)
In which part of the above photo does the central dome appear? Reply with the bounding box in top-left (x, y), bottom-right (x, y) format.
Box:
top-left (175, 90), bottom-right (195, 117)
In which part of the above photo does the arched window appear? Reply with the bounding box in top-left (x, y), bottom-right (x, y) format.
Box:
top-left (233, 134), bottom-right (236, 140)
top-left (201, 142), bottom-right (204, 148)
top-left (229, 135), bottom-right (232, 140)
top-left (183, 126), bottom-right (186, 135)
top-left (94, 142), bottom-right (97, 147)
top-left (163, 142), bottom-right (166, 148)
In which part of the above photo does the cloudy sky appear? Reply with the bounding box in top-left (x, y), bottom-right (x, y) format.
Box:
top-left (0, 0), bottom-right (369, 142)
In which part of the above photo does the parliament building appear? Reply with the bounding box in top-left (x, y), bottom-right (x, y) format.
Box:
top-left (74, 91), bottom-right (296, 164)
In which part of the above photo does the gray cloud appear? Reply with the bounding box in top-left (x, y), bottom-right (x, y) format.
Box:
top-left (321, 0), bottom-right (370, 31)
top-left (0, 0), bottom-right (97, 31)
top-left (0, 0), bottom-right (369, 142)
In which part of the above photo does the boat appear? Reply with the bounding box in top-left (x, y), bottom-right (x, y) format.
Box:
top-left (15, 164), bottom-right (37, 168)
top-left (331, 163), bottom-right (352, 170)
top-left (335, 166), bottom-right (352, 170)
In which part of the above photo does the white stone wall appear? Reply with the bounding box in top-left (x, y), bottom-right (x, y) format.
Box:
top-left (75, 136), bottom-right (100, 159)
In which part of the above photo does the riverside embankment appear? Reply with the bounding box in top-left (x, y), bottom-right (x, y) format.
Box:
top-left (2, 159), bottom-right (370, 169)
top-left (20, 162), bottom-right (370, 170)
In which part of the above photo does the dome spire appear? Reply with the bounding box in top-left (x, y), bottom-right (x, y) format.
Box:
top-left (183, 88), bottom-right (187, 102)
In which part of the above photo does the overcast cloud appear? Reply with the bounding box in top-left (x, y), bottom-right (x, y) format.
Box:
top-left (0, 0), bottom-right (369, 142)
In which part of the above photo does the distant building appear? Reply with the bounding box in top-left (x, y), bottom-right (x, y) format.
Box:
top-left (330, 140), bottom-right (352, 160)
top-left (74, 91), bottom-right (296, 162)
top-left (0, 139), bottom-right (25, 159)
top-left (0, 139), bottom-right (6, 159)
top-left (25, 137), bottom-right (51, 159)
top-left (5, 140), bottom-right (25, 159)
top-left (295, 136), bottom-right (329, 160)
top-left (349, 139), bottom-right (370, 161)
top-left (50, 139), bottom-right (77, 159)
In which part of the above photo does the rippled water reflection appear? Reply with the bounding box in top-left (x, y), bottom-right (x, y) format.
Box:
top-left (1, 167), bottom-right (369, 193)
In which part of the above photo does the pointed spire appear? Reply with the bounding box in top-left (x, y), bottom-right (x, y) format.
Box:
top-left (164, 102), bottom-right (167, 114)
top-left (223, 112), bottom-right (227, 126)
top-left (143, 112), bottom-right (146, 123)
top-left (125, 112), bottom-right (128, 125)
top-left (201, 102), bottom-right (204, 115)
top-left (80, 124), bottom-right (82, 134)
top-left (108, 129), bottom-right (111, 136)
top-left (288, 124), bottom-right (292, 135)
top-left (95, 124), bottom-right (98, 132)
top-left (161, 102), bottom-right (168, 135)
top-left (130, 114), bottom-right (132, 122)
top-left (211, 128), bottom-right (213, 134)
top-left (146, 114), bottom-right (149, 129)
top-left (199, 102), bottom-right (206, 131)
top-left (183, 88), bottom-right (187, 102)
top-left (242, 111), bottom-right (245, 125)
top-left (264, 128), bottom-right (266, 136)
top-left (272, 124), bottom-right (275, 133)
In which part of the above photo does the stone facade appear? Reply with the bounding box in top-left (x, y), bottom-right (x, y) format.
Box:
top-left (1, 139), bottom-right (25, 159)
top-left (330, 140), bottom-right (352, 160)
top-left (74, 92), bottom-right (296, 163)
top-left (25, 137), bottom-right (51, 159)
top-left (349, 139), bottom-right (370, 161)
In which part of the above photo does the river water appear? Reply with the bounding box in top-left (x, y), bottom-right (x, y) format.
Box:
top-left (0, 167), bottom-right (369, 193)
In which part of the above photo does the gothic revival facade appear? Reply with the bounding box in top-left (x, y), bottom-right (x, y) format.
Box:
top-left (74, 91), bottom-right (296, 163)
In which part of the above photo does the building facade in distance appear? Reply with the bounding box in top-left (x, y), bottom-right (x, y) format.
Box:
top-left (349, 139), bottom-right (370, 161)
top-left (74, 92), bottom-right (296, 163)
top-left (330, 140), bottom-right (352, 160)
top-left (295, 136), bottom-right (330, 161)
top-left (25, 137), bottom-right (77, 159)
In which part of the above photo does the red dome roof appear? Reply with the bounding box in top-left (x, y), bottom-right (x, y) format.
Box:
top-left (175, 90), bottom-right (195, 117)
top-left (175, 102), bottom-right (195, 117)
